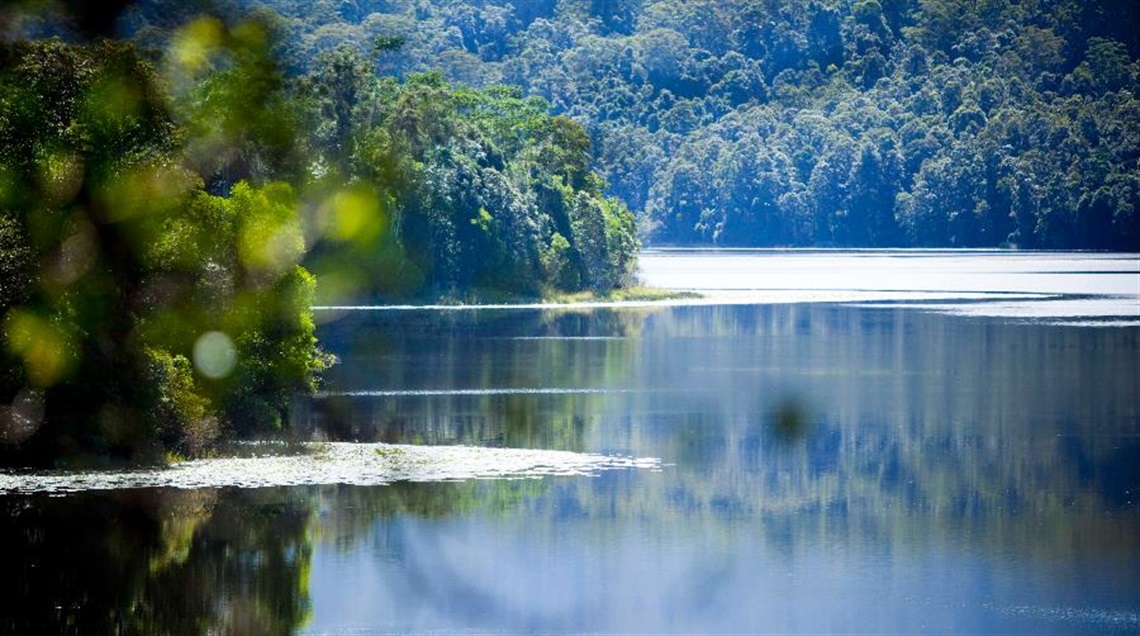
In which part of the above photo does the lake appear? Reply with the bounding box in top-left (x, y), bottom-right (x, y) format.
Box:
top-left (3, 250), bottom-right (1138, 634)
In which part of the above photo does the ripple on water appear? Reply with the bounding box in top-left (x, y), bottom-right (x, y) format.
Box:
top-left (985, 604), bottom-right (1140, 632)
top-left (0, 443), bottom-right (662, 494)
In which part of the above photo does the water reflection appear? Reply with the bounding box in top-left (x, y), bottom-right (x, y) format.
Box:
top-left (305, 304), bottom-right (1139, 512)
top-left (2, 303), bottom-right (1138, 633)
top-left (299, 307), bottom-right (652, 449)
top-left (297, 303), bottom-right (1139, 632)
top-left (1, 488), bottom-right (312, 634)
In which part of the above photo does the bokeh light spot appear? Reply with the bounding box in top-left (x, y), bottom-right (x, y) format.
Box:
top-left (0, 389), bottom-right (44, 445)
top-left (4, 309), bottom-right (75, 387)
top-left (321, 188), bottom-right (385, 244)
top-left (193, 331), bottom-right (237, 379)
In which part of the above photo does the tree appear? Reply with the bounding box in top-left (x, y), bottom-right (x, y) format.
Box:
top-left (0, 30), bottom-right (329, 465)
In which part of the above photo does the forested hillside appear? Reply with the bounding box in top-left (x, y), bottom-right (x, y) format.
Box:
top-left (157, 0), bottom-right (1140, 249)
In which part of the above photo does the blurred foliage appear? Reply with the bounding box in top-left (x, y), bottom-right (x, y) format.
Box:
top-left (0, 20), bottom-right (330, 465)
top-left (179, 0), bottom-right (1140, 250)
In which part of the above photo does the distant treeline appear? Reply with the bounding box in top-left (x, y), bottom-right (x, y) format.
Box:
top-left (172, 0), bottom-right (1140, 250)
top-left (0, 6), bottom-right (634, 463)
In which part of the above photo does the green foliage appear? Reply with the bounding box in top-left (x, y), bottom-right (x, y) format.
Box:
top-left (0, 27), bottom-right (329, 465)
top-left (142, 347), bottom-right (218, 456)
top-left (300, 60), bottom-right (638, 302)
top-left (202, 0), bottom-right (1139, 250)
top-left (166, 16), bottom-right (305, 191)
top-left (541, 231), bottom-right (574, 289)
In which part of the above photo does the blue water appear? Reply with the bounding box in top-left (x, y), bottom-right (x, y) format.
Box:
top-left (296, 302), bottom-right (1139, 634)
top-left (3, 252), bottom-right (1138, 634)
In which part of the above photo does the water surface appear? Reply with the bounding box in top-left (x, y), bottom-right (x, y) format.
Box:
top-left (639, 249), bottom-right (1140, 322)
top-left (2, 251), bottom-right (1138, 634)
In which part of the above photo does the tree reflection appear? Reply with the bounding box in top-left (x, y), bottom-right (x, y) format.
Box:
top-left (303, 302), bottom-right (1140, 568)
top-left (0, 487), bottom-right (312, 634)
top-left (299, 307), bottom-right (651, 450)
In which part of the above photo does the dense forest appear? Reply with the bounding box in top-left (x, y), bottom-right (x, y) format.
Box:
top-left (0, 2), bottom-right (635, 463)
top-left (124, 0), bottom-right (1140, 250)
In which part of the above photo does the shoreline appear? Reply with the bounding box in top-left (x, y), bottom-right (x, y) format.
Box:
top-left (313, 249), bottom-right (1140, 319)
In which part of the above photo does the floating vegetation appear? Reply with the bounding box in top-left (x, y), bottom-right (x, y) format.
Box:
top-left (0, 443), bottom-right (662, 494)
top-left (319, 388), bottom-right (640, 397)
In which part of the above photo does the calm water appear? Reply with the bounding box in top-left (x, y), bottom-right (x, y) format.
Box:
top-left (3, 252), bottom-right (1139, 634)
